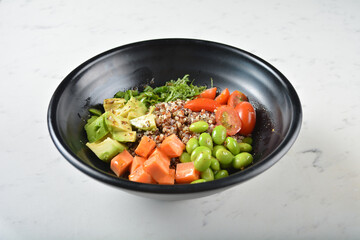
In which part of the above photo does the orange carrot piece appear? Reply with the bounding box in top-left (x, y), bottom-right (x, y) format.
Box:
top-left (159, 134), bottom-right (185, 158)
top-left (129, 165), bottom-right (156, 184)
top-left (135, 136), bottom-right (156, 158)
top-left (157, 169), bottom-right (175, 185)
top-left (110, 150), bottom-right (134, 177)
top-left (175, 162), bottom-right (200, 184)
top-left (130, 156), bottom-right (146, 174)
top-left (143, 155), bottom-right (170, 183)
top-left (149, 148), bottom-right (170, 166)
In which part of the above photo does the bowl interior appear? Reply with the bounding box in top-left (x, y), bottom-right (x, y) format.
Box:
top-left (48, 39), bottom-right (301, 198)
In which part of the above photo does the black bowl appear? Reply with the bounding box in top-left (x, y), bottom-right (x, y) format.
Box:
top-left (47, 39), bottom-right (302, 200)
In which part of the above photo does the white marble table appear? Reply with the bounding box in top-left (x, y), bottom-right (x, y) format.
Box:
top-left (1, 0), bottom-right (359, 239)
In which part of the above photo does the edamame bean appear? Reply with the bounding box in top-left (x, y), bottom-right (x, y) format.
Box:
top-left (191, 146), bottom-right (212, 161)
top-left (242, 137), bottom-right (253, 145)
top-left (225, 137), bottom-right (240, 155)
top-left (212, 145), bottom-right (226, 157)
top-left (215, 148), bottom-right (234, 165)
top-left (186, 138), bottom-right (199, 154)
top-left (193, 152), bottom-right (212, 172)
top-left (210, 157), bottom-right (220, 171)
top-left (233, 152), bottom-right (253, 169)
top-left (201, 168), bottom-right (214, 181)
top-left (211, 125), bottom-right (227, 145)
top-left (180, 152), bottom-right (191, 163)
top-left (220, 161), bottom-right (233, 169)
top-left (239, 143), bottom-right (253, 152)
top-left (191, 179), bottom-right (207, 184)
top-left (214, 170), bottom-right (229, 180)
top-left (189, 121), bottom-right (209, 133)
top-left (199, 133), bottom-right (213, 150)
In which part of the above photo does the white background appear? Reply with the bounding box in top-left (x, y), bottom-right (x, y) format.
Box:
top-left (1, 0), bottom-right (359, 239)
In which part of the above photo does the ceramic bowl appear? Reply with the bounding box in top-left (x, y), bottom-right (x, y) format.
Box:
top-left (47, 39), bottom-right (302, 200)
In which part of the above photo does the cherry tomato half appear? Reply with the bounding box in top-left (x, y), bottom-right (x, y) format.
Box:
top-left (234, 101), bottom-right (256, 136)
top-left (215, 88), bottom-right (230, 105)
top-left (227, 90), bottom-right (248, 107)
top-left (199, 87), bottom-right (217, 99)
top-left (215, 105), bottom-right (242, 135)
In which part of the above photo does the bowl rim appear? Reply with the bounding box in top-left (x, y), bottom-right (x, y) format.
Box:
top-left (47, 38), bottom-right (302, 194)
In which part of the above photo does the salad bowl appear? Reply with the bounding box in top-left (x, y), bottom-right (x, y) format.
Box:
top-left (47, 39), bottom-right (302, 200)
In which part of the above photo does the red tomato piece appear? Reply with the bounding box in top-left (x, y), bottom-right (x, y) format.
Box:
top-left (184, 98), bottom-right (221, 112)
top-left (215, 88), bottom-right (230, 105)
top-left (227, 90), bottom-right (248, 107)
top-left (235, 102), bottom-right (256, 136)
top-left (215, 105), bottom-right (242, 135)
top-left (199, 87), bottom-right (217, 99)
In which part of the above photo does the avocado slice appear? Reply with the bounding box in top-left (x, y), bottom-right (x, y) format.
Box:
top-left (84, 115), bottom-right (99, 130)
top-left (103, 98), bottom-right (126, 112)
top-left (85, 113), bottom-right (109, 143)
top-left (114, 97), bottom-right (147, 119)
top-left (89, 108), bottom-right (102, 116)
top-left (86, 137), bottom-right (127, 162)
top-left (105, 111), bottom-right (132, 132)
top-left (130, 114), bottom-right (157, 131)
top-left (111, 131), bottom-right (137, 142)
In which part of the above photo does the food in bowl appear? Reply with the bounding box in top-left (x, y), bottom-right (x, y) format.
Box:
top-left (84, 74), bottom-right (257, 185)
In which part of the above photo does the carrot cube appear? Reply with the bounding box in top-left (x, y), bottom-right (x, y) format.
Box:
top-left (143, 155), bottom-right (170, 183)
top-left (149, 148), bottom-right (170, 166)
top-left (130, 156), bottom-right (146, 174)
top-left (159, 134), bottom-right (185, 158)
top-left (110, 150), bottom-right (134, 177)
top-left (129, 165), bottom-right (156, 184)
top-left (175, 162), bottom-right (200, 184)
top-left (135, 136), bottom-right (156, 158)
top-left (157, 169), bottom-right (175, 185)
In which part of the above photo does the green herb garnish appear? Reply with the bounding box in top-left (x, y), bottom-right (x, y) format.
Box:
top-left (114, 75), bottom-right (207, 106)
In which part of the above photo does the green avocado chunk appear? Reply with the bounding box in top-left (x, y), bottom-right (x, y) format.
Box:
top-left (103, 98), bottom-right (126, 112)
top-left (105, 111), bottom-right (132, 132)
top-left (85, 113), bottom-right (109, 143)
top-left (113, 97), bottom-right (147, 119)
top-left (84, 115), bottom-right (99, 129)
top-left (111, 131), bottom-right (137, 142)
top-left (130, 114), bottom-right (157, 131)
top-left (86, 137), bottom-right (127, 162)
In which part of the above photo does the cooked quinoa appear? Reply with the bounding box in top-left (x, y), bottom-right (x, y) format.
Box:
top-left (133, 99), bottom-right (244, 148)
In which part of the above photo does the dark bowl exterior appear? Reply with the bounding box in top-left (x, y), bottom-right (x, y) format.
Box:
top-left (48, 39), bottom-right (302, 200)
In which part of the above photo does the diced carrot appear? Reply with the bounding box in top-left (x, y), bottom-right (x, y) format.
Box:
top-left (135, 136), bottom-right (156, 158)
top-left (159, 134), bottom-right (185, 158)
top-left (157, 169), bottom-right (175, 185)
top-left (130, 156), bottom-right (146, 174)
top-left (143, 155), bottom-right (170, 183)
top-left (175, 162), bottom-right (200, 184)
top-left (149, 148), bottom-right (170, 166)
top-left (129, 165), bottom-right (156, 184)
top-left (110, 150), bottom-right (134, 177)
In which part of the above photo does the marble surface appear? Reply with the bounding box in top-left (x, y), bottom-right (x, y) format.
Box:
top-left (1, 0), bottom-right (359, 239)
